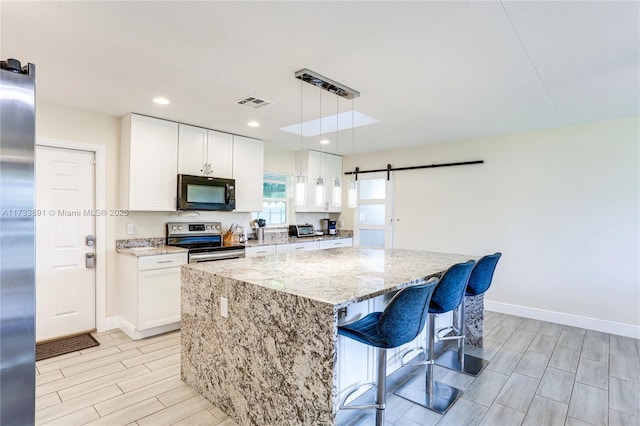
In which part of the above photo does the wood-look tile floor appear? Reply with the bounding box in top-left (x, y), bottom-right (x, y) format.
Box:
top-left (37, 312), bottom-right (640, 425)
top-left (35, 330), bottom-right (238, 426)
top-left (337, 311), bottom-right (640, 426)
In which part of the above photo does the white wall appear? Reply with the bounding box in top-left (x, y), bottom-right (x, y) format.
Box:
top-left (343, 117), bottom-right (640, 336)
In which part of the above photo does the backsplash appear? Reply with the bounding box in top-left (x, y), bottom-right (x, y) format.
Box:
top-left (116, 237), bottom-right (165, 249)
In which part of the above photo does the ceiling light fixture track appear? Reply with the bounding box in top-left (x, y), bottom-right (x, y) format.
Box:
top-left (295, 69), bottom-right (360, 100)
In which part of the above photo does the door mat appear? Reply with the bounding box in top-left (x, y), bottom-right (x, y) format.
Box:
top-left (36, 333), bottom-right (99, 361)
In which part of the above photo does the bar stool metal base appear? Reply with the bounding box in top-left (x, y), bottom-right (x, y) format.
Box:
top-left (394, 378), bottom-right (463, 415)
top-left (435, 349), bottom-right (489, 377)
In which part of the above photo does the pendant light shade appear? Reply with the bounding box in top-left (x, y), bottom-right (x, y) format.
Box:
top-left (332, 178), bottom-right (342, 207)
top-left (294, 174), bottom-right (306, 207)
top-left (347, 180), bottom-right (358, 208)
top-left (314, 177), bottom-right (324, 207)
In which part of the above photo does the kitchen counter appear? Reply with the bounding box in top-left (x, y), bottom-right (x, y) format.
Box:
top-left (181, 246), bottom-right (483, 426)
top-left (116, 245), bottom-right (188, 257)
top-left (244, 231), bottom-right (353, 247)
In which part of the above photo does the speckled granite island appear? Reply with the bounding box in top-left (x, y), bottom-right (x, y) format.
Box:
top-left (181, 246), bottom-right (482, 426)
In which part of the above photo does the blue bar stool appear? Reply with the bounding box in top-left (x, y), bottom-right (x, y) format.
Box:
top-left (394, 260), bottom-right (475, 415)
top-left (338, 278), bottom-right (439, 426)
top-left (435, 252), bottom-right (502, 376)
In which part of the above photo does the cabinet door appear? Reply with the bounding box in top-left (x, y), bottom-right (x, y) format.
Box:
top-left (337, 297), bottom-right (378, 403)
top-left (232, 136), bottom-right (264, 212)
top-left (138, 266), bottom-right (181, 330)
top-left (208, 130), bottom-right (233, 179)
top-left (325, 153), bottom-right (343, 212)
top-left (178, 124), bottom-right (208, 176)
top-left (126, 114), bottom-right (178, 211)
top-left (307, 150), bottom-right (325, 212)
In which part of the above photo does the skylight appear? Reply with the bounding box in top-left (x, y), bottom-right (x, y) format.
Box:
top-left (280, 111), bottom-right (380, 137)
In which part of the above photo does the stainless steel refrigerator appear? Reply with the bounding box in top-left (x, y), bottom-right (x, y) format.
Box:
top-left (0, 58), bottom-right (36, 425)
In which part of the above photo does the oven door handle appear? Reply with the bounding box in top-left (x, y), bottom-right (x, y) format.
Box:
top-left (189, 250), bottom-right (244, 263)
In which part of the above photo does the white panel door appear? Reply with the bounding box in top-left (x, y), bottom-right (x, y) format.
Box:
top-left (36, 146), bottom-right (96, 341)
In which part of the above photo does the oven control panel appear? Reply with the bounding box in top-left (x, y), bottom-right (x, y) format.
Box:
top-left (167, 222), bottom-right (222, 236)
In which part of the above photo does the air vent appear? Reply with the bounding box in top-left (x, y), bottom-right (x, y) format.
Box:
top-left (236, 96), bottom-right (272, 109)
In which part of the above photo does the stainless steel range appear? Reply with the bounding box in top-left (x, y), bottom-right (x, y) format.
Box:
top-left (166, 222), bottom-right (245, 263)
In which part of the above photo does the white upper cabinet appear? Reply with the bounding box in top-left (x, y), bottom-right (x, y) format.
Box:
top-left (295, 150), bottom-right (343, 212)
top-left (178, 124), bottom-right (233, 178)
top-left (232, 135), bottom-right (264, 212)
top-left (120, 114), bottom-right (178, 211)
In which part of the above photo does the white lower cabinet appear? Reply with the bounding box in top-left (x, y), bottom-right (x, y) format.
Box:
top-left (117, 252), bottom-right (188, 340)
top-left (246, 238), bottom-right (352, 257)
top-left (245, 245), bottom-right (276, 258)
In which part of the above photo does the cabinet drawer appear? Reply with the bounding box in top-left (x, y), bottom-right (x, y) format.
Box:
top-left (246, 245), bottom-right (276, 257)
top-left (138, 253), bottom-right (188, 271)
top-left (276, 241), bottom-right (319, 254)
top-left (319, 238), bottom-right (353, 249)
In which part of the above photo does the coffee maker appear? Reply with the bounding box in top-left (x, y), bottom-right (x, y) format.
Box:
top-left (321, 219), bottom-right (337, 235)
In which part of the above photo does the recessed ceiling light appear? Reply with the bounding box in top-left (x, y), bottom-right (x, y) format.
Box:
top-left (153, 97), bottom-right (170, 105)
top-left (247, 121), bottom-right (260, 128)
top-left (320, 139), bottom-right (330, 145)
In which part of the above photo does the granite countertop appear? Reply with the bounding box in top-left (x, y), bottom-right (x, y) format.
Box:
top-left (244, 233), bottom-right (353, 247)
top-left (116, 246), bottom-right (189, 257)
top-left (186, 246), bottom-right (475, 308)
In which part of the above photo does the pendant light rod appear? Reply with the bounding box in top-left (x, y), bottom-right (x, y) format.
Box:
top-left (344, 160), bottom-right (484, 180)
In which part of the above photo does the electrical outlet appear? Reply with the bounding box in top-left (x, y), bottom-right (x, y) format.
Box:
top-left (220, 297), bottom-right (228, 318)
top-left (126, 223), bottom-right (134, 235)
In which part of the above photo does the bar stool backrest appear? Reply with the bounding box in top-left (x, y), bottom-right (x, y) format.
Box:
top-left (429, 260), bottom-right (475, 314)
top-left (377, 277), bottom-right (439, 348)
top-left (466, 252), bottom-right (502, 296)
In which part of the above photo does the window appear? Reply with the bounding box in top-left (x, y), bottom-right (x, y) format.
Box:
top-left (253, 172), bottom-right (289, 226)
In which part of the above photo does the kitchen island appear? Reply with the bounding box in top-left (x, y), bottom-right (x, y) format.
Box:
top-left (181, 246), bottom-right (482, 426)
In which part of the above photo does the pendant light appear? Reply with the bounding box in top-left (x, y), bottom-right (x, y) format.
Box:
top-left (332, 95), bottom-right (342, 207)
top-left (293, 69), bottom-right (360, 209)
top-left (314, 87), bottom-right (325, 207)
top-left (294, 79), bottom-right (306, 207)
top-left (347, 100), bottom-right (358, 208)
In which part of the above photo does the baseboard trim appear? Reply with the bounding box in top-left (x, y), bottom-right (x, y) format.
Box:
top-left (485, 300), bottom-right (640, 339)
top-left (103, 316), bottom-right (121, 332)
top-left (113, 317), bottom-right (180, 341)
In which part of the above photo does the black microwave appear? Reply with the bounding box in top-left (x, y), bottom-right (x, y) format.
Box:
top-left (177, 174), bottom-right (235, 211)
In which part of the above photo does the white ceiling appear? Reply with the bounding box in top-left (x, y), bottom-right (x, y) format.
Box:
top-left (1, 1), bottom-right (638, 155)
